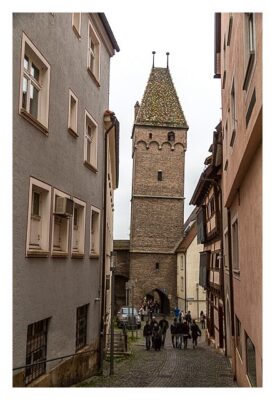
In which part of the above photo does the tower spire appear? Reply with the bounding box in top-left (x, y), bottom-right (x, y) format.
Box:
top-left (166, 52), bottom-right (170, 69)
top-left (152, 51), bottom-right (156, 68)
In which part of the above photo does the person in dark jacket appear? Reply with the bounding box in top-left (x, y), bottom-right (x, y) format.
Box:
top-left (190, 319), bottom-right (201, 348)
top-left (159, 316), bottom-right (169, 347)
top-left (152, 321), bottom-right (161, 351)
top-left (143, 320), bottom-right (152, 350)
top-left (177, 318), bottom-right (184, 349)
top-left (185, 310), bottom-right (192, 325)
top-left (183, 319), bottom-right (190, 349)
top-left (170, 318), bottom-right (178, 348)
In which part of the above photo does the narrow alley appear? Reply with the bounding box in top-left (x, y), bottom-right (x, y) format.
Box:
top-left (77, 318), bottom-right (237, 388)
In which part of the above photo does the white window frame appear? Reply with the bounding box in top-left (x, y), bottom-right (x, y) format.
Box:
top-left (51, 188), bottom-right (71, 257)
top-left (90, 206), bottom-right (101, 257)
top-left (26, 177), bottom-right (51, 256)
top-left (84, 110), bottom-right (98, 171)
top-left (71, 197), bottom-right (86, 257)
top-left (68, 89), bottom-right (78, 137)
top-left (87, 20), bottom-right (100, 83)
top-left (19, 33), bottom-right (50, 133)
top-left (72, 13), bottom-right (81, 37)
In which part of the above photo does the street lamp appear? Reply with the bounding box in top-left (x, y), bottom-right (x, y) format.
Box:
top-left (109, 251), bottom-right (117, 376)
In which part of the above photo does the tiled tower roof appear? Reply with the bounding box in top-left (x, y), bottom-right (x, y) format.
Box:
top-left (135, 67), bottom-right (188, 129)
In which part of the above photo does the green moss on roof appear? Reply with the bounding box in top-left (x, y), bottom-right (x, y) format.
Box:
top-left (135, 67), bottom-right (188, 129)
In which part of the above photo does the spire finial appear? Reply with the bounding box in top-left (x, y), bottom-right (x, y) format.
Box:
top-left (152, 51), bottom-right (156, 68)
top-left (166, 52), bottom-right (170, 69)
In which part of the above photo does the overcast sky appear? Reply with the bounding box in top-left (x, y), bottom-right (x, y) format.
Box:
top-left (106, 5), bottom-right (221, 239)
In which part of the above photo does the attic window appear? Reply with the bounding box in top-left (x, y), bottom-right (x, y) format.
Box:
top-left (168, 131), bottom-right (175, 141)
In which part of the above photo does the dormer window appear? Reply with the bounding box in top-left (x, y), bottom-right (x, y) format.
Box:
top-left (167, 131), bottom-right (175, 141)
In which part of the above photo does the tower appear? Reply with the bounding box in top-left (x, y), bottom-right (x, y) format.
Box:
top-left (129, 56), bottom-right (188, 314)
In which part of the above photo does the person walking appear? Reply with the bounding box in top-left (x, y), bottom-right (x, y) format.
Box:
top-left (190, 319), bottom-right (201, 349)
top-left (143, 320), bottom-right (152, 350)
top-left (170, 317), bottom-right (178, 348)
top-left (152, 320), bottom-right (161, 351)
top-left (159, 316), bottom-right (169, 348)
top-left (177, 318), bottom-right (184, 349)
top-left (182, 319), bottom-right (190, 349)
top-left (200, 310), bottom-right (206, 329)
top-left (185, 310), bottom-right (192, 326)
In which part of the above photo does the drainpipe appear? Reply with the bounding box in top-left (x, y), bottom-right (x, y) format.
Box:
top-left (184, 251), bottom-right (187, 314)
top-left (99, 113), bottom-right (117, 374)
top-left (227, 207), bottom-right (236, 380)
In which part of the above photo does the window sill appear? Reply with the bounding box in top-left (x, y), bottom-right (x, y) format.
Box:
top-left (87, 67), bottom-right (100, 87)
top-left (26, 249), bottom-right (49, 257)
top-left (89, 253), bottom-right (100, 259)
top-left (52, 251), bottom-right (68, 258)
top-left (68, 127), bottom-right (79, 138)
top-left (72, 253), bottom-right (84, 259)
top-left (84, 160), bottom-right (98, 173)
top-left (20, 108), bottom-right (48, 135)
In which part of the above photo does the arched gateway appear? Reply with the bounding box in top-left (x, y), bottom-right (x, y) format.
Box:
top-left (129, 61), bottom-right (188, 312)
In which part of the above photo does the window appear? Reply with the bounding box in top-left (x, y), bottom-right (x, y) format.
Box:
top-left (235, 315), bottom-right (242, 357)
top-left (68, 89), bottom-right (78, 136)
top-left (224, 230), bottom-right (229, 269)
top-left (26, 178), bottom-right (51, 256)
top-left (167, 131), bottom-right (175, 141)
top-left (243, 13), bottom-right (256, 90)
top-left (76, 304), bottom-right (89, 351)
top-left (149, 132), bottom-right (153, 139)
top-left (90, 206), bottom-right (100, 257)
top-left (25, 318), bottom-right (49, 385)
top-left (232, 218), bottom-right (239, 271)
top-left (106, 275), bottom-right (110, 291)
top-left (227, 14), bottom-right (233, 46)
top-left (155, 262), bottom-right (160, 270)
top-left (19, 33), bottom-right (50, 132)
top-left (208, 196), bottom-right (215, 218)
top-left (157, 170), bottom-right (162, 181)
top-left (230, 80), bottom-right (236, 134)
top-left (71, 198), bottom-right (86, 257)
top-left (246, 333), bottom-right (257, 386)
top-left (180, 255), bottom-right (184, 270)
top-left (87, 20), bottom-right (100, 82)
top-left (52, 189), bottom-right (72, 256)
top-left (84, 110), bottom-right (98, 171)
top-left (72, 13), bottom-right (81, 37)
top-left (180, 277), bottom-right (184, 291)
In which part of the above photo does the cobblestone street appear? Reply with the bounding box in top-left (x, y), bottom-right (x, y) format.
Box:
top-left (77, 320), bottom-right (237, 388)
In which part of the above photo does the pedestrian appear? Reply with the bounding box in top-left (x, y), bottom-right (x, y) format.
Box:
top-left (152, 320), bottom-right (161, 351)
top-left (139, 306), bottom-right (145, 321)
top-left (159, 315), bottom-right (169, 347)
top-left (190, 319), bottom-right (201, 349)
top-left (174, 306), bottom-right (180, 319)
top-left (182, 319), bottom-right (190, 349)
top-left (200, 310), bottom-right (206, 329)
top-left (177, 318), bottom-right (184, 349)
top-left (170, 317), bottom-right (178, 348)
top-left (143, 320), bottom-right (152, 350)
top-left (185, 310), bottom-right (192, 326)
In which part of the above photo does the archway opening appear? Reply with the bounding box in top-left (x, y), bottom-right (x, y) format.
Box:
top-left (143, 288), bottom-right (170, 316)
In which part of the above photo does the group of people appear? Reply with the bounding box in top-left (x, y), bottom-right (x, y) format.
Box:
top-left (139, 298), bottom-right (160, 321)
top-left (143, 316), bottom-right (169, 351)
top-left (143, 311), bottom-right (205, 351)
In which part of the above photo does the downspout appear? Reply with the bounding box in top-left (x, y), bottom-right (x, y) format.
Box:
top-left (227, 207), bottom-right (236, 380)
top-left (184, 251), bottom-right (187, 314)
top-left (99, 114), bottom-right (117, 374)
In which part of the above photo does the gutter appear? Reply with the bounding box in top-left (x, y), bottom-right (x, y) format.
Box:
top-left (99, 113), bottom-right (118, 373)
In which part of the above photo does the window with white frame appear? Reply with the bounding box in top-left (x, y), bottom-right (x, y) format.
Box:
top-left (68, 89), bottom-right (78, 136)
top-left (20, 33), bottom-right (50, 131)
top-left (71, 198), bottom-right (86, 257)
top-left (232, 218), bottom-right (239, 271)
top-left (87, 20), bottom-right (100, 82)
top-left (52, 189), bottom-right (72, 256)
top-left (72, 13), bottom-right (81, 37)
top-left (26, 178), bottom-right (51, 256)
top-left (84, 110), bottom-right (98, 170)
top-left (90, 206), bottom-right (100, 256)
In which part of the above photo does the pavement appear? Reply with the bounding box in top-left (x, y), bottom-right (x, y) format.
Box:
top-left (76, 317), bottom-right (238, 388)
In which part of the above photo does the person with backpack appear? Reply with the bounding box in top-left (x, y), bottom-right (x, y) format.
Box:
top-left (190, 319), bottom-right (201, 349)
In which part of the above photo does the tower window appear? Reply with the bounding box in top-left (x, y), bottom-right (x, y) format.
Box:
top-left (167, 131), bottom-right (175, 141)
top-left (149, 132), bottom-right (152, 139)
top-left (155, 262), bottom-right (159, 270)
top-left (157, 170), bottom-right (162, 181)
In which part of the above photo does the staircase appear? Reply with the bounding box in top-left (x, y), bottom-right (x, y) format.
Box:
top-left (106, 332), bottom-right (130, 358)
